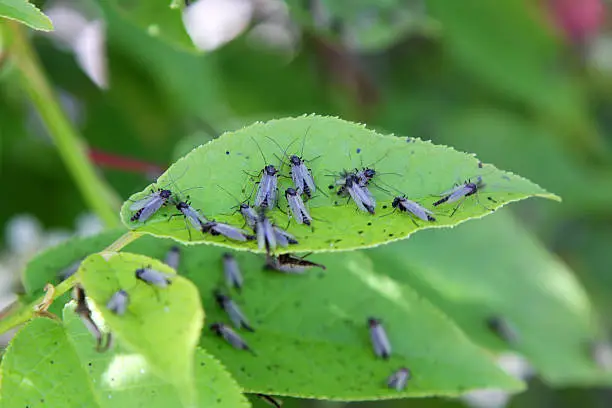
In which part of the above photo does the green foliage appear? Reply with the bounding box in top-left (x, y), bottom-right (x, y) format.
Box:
top-left (125, 235), bottom-right (522, 399)
top-left (0, 308), bottom-right (249, 408)
top-left (77, 252), bottom-right (204, 405)
top-left (102, 0), bottom-right (197, 52)
top-left (0, 0), bottom-right (53, 31)
top-left (367, 210), bottom-right (612, 386)
top-left (121, 115), bottom-right (558, 252)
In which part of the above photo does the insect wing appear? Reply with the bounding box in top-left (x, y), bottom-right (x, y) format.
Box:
top-left (240, 205), bottom-right (258, 229)
top-left (257, 215), bottom-right (276, 251)
top-left (107, 290), bottom-right (129, 315)
top-left (137, 268), bottom-right (173, 288)
top-left (212, 223), bottom-right (252, 242)
top-left (134, 196), bottom-right (165, 222)
top-left (347, 184), bottom-right (369, 212)
top-left (369, 320), bottom-right (391, 359)
top-left (182, 205), bottom-right (207, 230)
top-left (223, 254), bottom-right (243, 289)
top-left (273, 226), bottom-right (297, 247)
top-left (255, 172), bottom-right (278, 208)
top-left (165, 246), bottom-right (180, 270)
top-left (225, 299), bottom-right (254, 331)
top-left (402, 199), bottom-right (435, 222)
top-left (129, 193), bottom-right (158, 211)
top-left (387, 368), bottom-right (410, 391)
top-left (287, 193), bottom-right (307, 225)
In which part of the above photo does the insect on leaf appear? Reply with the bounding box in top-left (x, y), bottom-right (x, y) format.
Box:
top-left (120, 115), bottom-right (559, 253)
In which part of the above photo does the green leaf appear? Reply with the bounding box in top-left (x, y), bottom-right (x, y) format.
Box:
top-left (21, 228), bottom-right (125, 301)
top-left (124, 236), bottom-right (523, 400)
top-left (77, 252), bottom-right (204, 405)
top-left (0, 0), bottom-right (53, 31)
top-left (367, 209), bottom-right (610, 386)
top-left (102, 0), bottom-right (197, 52)
top-left (120, 115), bottom-right (558, 252)
top-left (0, 309), bottom-right (250, 407)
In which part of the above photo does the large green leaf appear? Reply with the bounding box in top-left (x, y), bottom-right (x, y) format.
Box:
top-left (120, 115), bottom-right (558, 252)
top-left (0, 309), bottom-right (249, 407)
top-left (0, 0), bottom-right (53, 31)
top-left (367, 209), bottom-right (609, 386)
top-left (102, 0), bottom-right (196, 52)
top-left (124, 236), bottom-right (523, 400)
top-left (77, 252), bottom-right (204, 405)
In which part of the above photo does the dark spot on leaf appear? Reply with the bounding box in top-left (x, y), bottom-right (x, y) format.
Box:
top-left (335, 239), bottom-right (342, 243)
top-left (328, 185), bottom-right (334, 190)
top-left (358, 230), bottom-right (364, 234)
top-left (240, 366), bottom-right (246, 372)
top-left (356, 148), bottom-right (361, 154)
top-left (382, 205), bottom-right (387, 209)
top-left (200, 362), bottom-right (205, 366)
top-left (388, 233), bottom-right (394, 237)
top-left (294, 300), bottom-right (301, 307)
top-left (226, 151), bottom-right (230, 155)
top-left (88, 362), bottom-right (92, 367)
top-left (318, 273), bottom-right (325, 279)
top-left (367, 222), bottom-right (372, 226)
top-left (50, 360), bottom-right (54, 364)
top-left (217, 398), bottom-right (222, 403)
top-left (334, 201), bottom-right (339, 205)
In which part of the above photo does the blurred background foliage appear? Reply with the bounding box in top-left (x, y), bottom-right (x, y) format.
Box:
top-left (2, 0), bottom-right (612, 406)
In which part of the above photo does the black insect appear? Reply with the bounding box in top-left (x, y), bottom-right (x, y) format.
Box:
top-left (201, 221), bottom-right (256, 242)
top-left (343, 174), bottom-right (376, 214)
top-left (210, 322), bottom-right (254, 353)
top-left (165, 246), bottom-right (181, 270)
top-left (135, 267), bottom-right (173, 288)
top-left (391, 196), bottom-right (435, 224)
top-left (368, 317), bottom-right (391, 359)
top-left (222, 253), bottom-right (243, 291)
top-left (387, 367), bottom-right (411, 391)
top-left (285, 187), bottom-right (312, 226)
top-left (106, 289), bottom-right (129, 316)
top-left (74, 285), bottom-right (112, 352)
top-left (265, 254), bottom-right (326, 274)
top-left (57, 259), bottom-right (83, 282)
top-left (486, 316), bottom-right (519, 345)
top-left (214, 291), bottom-right (254, 332)
top-left (433, 176), bottom-right (485, 216)
top-left (130, 189), bottom-right (172, 222)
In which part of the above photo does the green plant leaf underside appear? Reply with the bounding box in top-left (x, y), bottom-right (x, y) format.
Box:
top-left (368, 210), bottom-right (611, 386)
top-left (0, 0), bottom-right (53, 31)
top-left (121, 115), bottom-right (558, 253)
top-left (124, 236), bottom-right (523, 400)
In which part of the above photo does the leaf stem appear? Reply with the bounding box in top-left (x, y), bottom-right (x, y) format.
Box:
top-left (2, 21), bottom-right (121, 227)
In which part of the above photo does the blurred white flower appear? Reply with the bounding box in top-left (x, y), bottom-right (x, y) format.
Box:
top-left (44, 1), bottom-right (108, 89)
top-left (183, 0), bottom-right (253, 51)
top-left (461, 352), bottom-right (534, 408)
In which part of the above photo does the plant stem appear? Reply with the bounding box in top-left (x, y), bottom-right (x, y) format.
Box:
top-left (3, 21), bottom-right (121, 227)
top-left (0, 231), bottom-right (143, 334)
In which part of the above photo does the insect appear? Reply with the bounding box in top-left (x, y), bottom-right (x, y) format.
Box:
top-left (174, 200), bottom-right (207, 230)
top-left (368, 317), bottom-right (391, 359)
top-left (256, 394), bottom-right (283, 407)
top-left (214, 291), bottom-right (254, 332)
top-left (57, 259), bottom-right (83, 282)
top-left (201, 221), bottom-right (256, 242)
top-left (433, 176), bottom-right (485, 216)
top-left (210, 322), bottom-right (254, 353)
top-left (106, 289), bottom-right (130, 316)
top-left (387, 367), bottom-right (411, 391)
top-left (344, 174), bottom-right (376, 214)
top-left (256, 209), bottom-right (298, 253)
top-left (222, 253), bottom-right (243, 291)
top-left (289, 154), bottom-right (317, 199)
top-left (391, 196), bottom-right (435, 224)
top-left (265, 254), bottom-right (326, 274)
top-left (165, 246), bottom-right (181, 270)
top-left (486, 316), bottom-right (519, 345)
top-left (285, 188), bottom-right (312, 226)
top-left (130, 189), bottom-right (173, 222)
top-left (250, 137), bottom-right (282, 209)
top-left (135, 266), bottom-right (174, 288)
top-left (240, 203), bottom-right (258, 230)
top-left (74, 285), bottom-right (112, 352)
